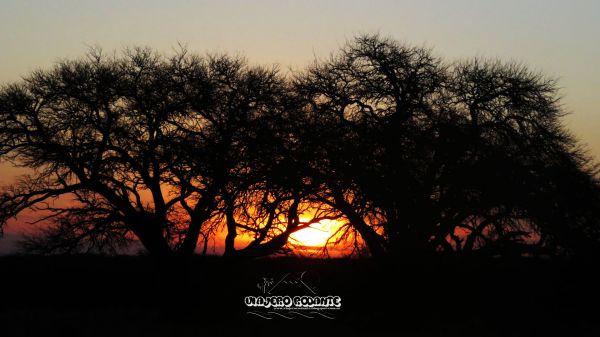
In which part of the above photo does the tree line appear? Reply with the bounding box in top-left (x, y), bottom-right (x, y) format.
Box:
top-left (1, 34), bottom-right (599, 258)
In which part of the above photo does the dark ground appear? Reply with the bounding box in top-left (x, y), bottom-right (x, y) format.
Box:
top-left (0, 254), bottom-right (599, 337)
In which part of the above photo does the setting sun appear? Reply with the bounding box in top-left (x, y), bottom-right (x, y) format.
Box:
top-left (289, 219), bottom-right (341, 247)
top-left (0, 2), bottom-right (598, 336)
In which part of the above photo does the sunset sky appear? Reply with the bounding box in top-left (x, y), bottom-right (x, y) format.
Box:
top-left (1, 0), bottom-right (600, 251)
top-left (2, 0), bottom-right (600, 163)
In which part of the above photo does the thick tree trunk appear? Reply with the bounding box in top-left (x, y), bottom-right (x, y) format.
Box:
top-left (345, 210), bottom-right (386, 257)
top-left (131, 221), bottom-right (173, 257)
top-left (177, 213), bottom-right (210, 256)
top-left (177, 194), bottom-right (215, 256)
top-left (332, 193), bottom-right (385, 257)
top-left (138, 233), bottom-right (173, 256)
top-left (223, 199), bottom-right (238, 257)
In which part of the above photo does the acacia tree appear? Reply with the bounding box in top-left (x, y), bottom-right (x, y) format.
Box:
top-left (1, 36), bottom-right (599, 258)
top-left (294, 34), bottom-right (600, 257)
top-left (0, 47), bottom-right (320, 257)
top-left (0, 48), bottom-right (209, 255)
top-left (168, 54), bottom-right (338, 258)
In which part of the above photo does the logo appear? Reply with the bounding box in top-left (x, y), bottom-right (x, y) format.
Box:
top-left (244, 271), bottom-right (342, 319)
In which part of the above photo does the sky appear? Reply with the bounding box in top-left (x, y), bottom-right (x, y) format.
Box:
top-left (1, 0), bottom-right (599, 160)
top-left (1, 0), bottom-right (599, 251)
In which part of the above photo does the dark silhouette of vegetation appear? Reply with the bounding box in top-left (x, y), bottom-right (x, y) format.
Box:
top-left (292, 35), bottom-right (600, 258)
top-left (1, 34), bottom-right (599, 258)
top-left (0, 47), bottom-right (335, 257)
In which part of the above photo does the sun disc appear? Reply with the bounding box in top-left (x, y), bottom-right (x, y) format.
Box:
top-left (290, 219), bottom-right (339, 247)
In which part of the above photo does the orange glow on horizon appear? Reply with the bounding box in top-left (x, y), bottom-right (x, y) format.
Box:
top-left (289, 219), bottom-right (341, 248)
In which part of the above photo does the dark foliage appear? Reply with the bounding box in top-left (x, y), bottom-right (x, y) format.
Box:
top-left (1, 35), bottom-right (599, 258)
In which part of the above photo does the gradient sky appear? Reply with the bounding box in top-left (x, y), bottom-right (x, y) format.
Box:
top-left (0, 1), bottom-right (599, 201)
top-left (1, 0), bottom-right (599, 167)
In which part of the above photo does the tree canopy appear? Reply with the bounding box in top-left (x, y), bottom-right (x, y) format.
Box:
top-left (1, 35), bottom-right (599, 258)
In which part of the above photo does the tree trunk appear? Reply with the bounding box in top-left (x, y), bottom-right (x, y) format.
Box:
top-left (177, 194), bottom-right (215, 256)
top-left (332, 193), bottom-right (385, 257)
top-left (177, 213), bottom-right (210, 256)
top-left (223, 199), bottom-right (238, 257)
top-left (131, 221), bottom-right (173, 257)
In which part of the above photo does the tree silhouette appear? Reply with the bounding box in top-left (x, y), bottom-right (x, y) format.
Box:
top-left (1, 35), bottom-right (599, 258)
top-left (0, 47), bottom-right (317, 257)
top-left (293, 34), bottom-right (600, 257)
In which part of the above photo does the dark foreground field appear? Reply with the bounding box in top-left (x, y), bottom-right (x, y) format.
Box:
top-left (0, 255), bottom-right (599, 337)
